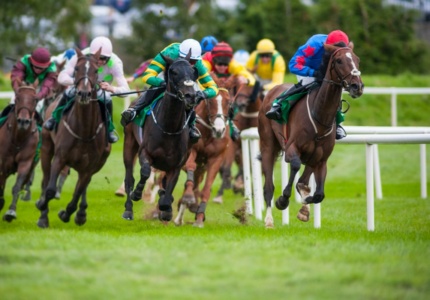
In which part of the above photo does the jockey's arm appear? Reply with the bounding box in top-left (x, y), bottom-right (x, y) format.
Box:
top-left (10, 61), bottom-right (26, 92)
top-left (58, 55), bottom-right (77, 87)
top-left (230, 60), bottom-right (255, 86)
top-left (36, 71), bottom-right (57, 100)
top-left (141, 56), bottom-right (166, 87)
top-left (195, 60), bottom-right (218, 98)
top-left (105, 57), bottom-right (130, 96)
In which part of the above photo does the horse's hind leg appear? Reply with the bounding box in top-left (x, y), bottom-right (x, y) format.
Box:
top-left (131, 158), bottom-right (151, 201)
top-left (21, 169), bottom-right (35, 201)
top-left (158, 168), bottom-right (181, 222)
top-left (308, 162), bottom-right (327, 204)
top-left (55, 167), bottom-right (70, 199)
top-left (0, 179), bottom-right (5, 212)
top-left (276, 151), bottom-right (301, 211)
top-left (74, 188), bottom-right (88, 226)
top-left (4, 165), bottom-right (32, 222)
top-left (58, 174), bottom-right (90, 225)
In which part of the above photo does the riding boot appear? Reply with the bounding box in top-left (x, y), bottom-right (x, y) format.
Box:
top-left (187, 109), bottom-right (201, 143)
top-left (106, 100), bottom-right (118, 143)
top-left (0, 104), bottom-right (14, 119)
top-left (336, 124), bottom-right (347, 140)
top-left (228, 106), bottom-right (240, 141)
top-left (121, 89), bottom-right (158, 127)
top-left (266, 82), bottom-right (304, 121)
top-left (44, 93), bottom-right (68, 131)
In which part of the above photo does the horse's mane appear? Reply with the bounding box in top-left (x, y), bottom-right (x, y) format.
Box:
top-left (317, 41), bottom-right (348, 82)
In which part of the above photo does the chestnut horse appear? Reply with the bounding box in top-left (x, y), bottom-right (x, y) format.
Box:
top-left (214, 82), bottom-right (264, 202)
top-left (174, 75), bottom-right (234, 227)
top-left (125, 54), bottom-right (198, 222)
top-left (258, 44), bottom-right (364, 228)
top-left (36, 48), bottom-right (111, 228)
top-left (0, 80), bottom-right (39, 222)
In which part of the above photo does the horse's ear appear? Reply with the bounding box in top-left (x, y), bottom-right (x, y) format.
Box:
top-left (57, 60), bottom-right (66, 72)
top-left (75, 47), bottom-right (83, 57)
top-left (323, 43), bottom-right (337, 53)
top-left (161, 53), bottom-right (173, 66)
top-left (348, 41), bottom-right (354, 50)
top-left (185, 49), bottom-right (191, 61)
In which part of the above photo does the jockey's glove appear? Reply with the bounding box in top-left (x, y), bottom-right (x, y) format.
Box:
top-left (158, 81), bottom-right (167, 88)
top-left (195, 91), bottom-right (206, 104)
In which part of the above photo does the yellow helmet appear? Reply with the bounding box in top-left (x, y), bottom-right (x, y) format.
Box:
top-left (257, 39), bottom-right (275, 54)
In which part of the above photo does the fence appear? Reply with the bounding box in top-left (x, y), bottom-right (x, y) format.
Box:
top-left (241, 126), bottom-right (430, 232)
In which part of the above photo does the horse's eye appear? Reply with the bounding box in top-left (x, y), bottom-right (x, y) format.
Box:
top-left (336, 58), bottom-right (342, 64)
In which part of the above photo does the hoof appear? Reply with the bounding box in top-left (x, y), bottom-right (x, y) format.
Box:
top-left (192, 220), bottom-right (204, 228)
top-left (122, 211), bottom-right (134, 220)
top-left (55, 192), bottom-right (61, 199)
top-left (37, 218), bottom-right (49, 228)
top-left (303, 195), bottom-right (313, 204)
top-left (187, 203), bottom-right (199, 213)
top-left (297, 206), bottom-right (310, 222)
top-left (158, 210), bottom-right (172, 222)
top-left (75, 214), bottom-right (87, 226)
top-left (182, 194), bottom-right (196, 205)
top-left (213, 196), bottom-right (223, 204)
top-left (3, 210), bottom-right (17, 222)
top-left (115, 187), bottom-right (126, 197)
top-left (131, 191), bottom-right (142, 201)
top-left (275, 196), bottom-right (289, 210)
top-left (21, 191), bottom-right (31, 201)
top-left (58, 210), bottom-right (70, 223)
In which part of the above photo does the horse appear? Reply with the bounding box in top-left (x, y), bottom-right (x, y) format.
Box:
top-left (21, 60), bottom-right (69, 202)
top-left (35, 48), bottom-right (111, 228)
top-left (174, 75), bottom-right (234, 227)
top-left (214, 81), bottom-right (264, 203)
top-left (0, 80), bottom-right (39, 222)
top-left (258, 43), bottom-right (364, 228)
top-left (124, 53), bottom-right (198, 222)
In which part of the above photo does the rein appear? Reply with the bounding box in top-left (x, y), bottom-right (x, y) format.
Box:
top-left (63, 120), bottom-right (104, 142)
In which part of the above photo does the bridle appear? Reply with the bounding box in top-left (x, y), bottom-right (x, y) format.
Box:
top-left (323, 47), bottom-right (361, 93)
top-left (164, 59), bottom-right (195, 105)
top-left (74, 56), bottom-right (99, 103)
top-left (14, 86), bottom-right (37, 122)
top-left (197, 87), bottom-right (229, 130)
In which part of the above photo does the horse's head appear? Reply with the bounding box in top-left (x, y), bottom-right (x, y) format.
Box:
top-left (74, 48), bottom-right (99, 105)
top-left (162, 52), bottom-right (198, 109)
top-left (204, 75), bottom-right (233, 138)
top-left (14, 79), bottom-right (38, 130)
top-left (233, 79), bottom-right (262, 112)
top-left (324, 43), bottom-right (364, 98)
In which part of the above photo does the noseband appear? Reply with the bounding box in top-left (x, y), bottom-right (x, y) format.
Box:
top-left (74, 57), bottom-right (98, 101)
top-left (324, 47), bottom-right (361, 92)
top-left (15, 86), bottom-right (37, 121)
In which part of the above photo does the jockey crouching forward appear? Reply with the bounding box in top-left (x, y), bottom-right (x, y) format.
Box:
top-left (0, 47), bottom-right (57, 126)
top-left (120, 38), bottom-right (218, 143)
top-left (202, 41), bottom-right (256, 141)
top-left (265, 30), bottom-right (350, 140)
top-left (44, 36), bottom-right (130, 143)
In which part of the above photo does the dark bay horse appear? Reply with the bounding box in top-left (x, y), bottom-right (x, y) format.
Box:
top-left (174, 75), bottom-right (233, 227)
top-left (258, 44), bottom-right (363, 228)
top-left (0, 80), bottom-right (39, 222)
top-left (215, 82), bottom-right (264, 202)
top-left (36, 48), bottom-right (111, 228)
top-left (125, 54), bottom-right (198, 222)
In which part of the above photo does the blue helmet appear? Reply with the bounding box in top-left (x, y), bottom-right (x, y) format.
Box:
top-left (200, 36), bottom-right (218, 53)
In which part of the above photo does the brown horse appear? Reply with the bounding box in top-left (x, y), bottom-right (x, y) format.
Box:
top-left (174, 75), bottom-right (234, 227)
top-left (0, 80), bottom-right (39, 222)
top-left (214, 82), bottom-right (264, 202)
top-left (258, 44), bottom-right (364, 228)
top-left (36, 48), bottom-right (111, 228)
top-left (125, 54), bottom-right (198, 222)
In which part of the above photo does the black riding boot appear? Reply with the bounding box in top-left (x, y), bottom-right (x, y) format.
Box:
top-left (228, 106), bottom-right (240, 141)
top-left (265, 82), bottom-right (304, 121)
top-left (187, 109), bottom-right (201, 143)
top-left (106, 100), bottom-right (118, 143)
top-left (0, 104), bottom-right (14, 119)
top-left (44, 93), bottom-right (68, 131)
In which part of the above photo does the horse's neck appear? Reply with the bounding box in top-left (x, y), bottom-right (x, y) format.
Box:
top-left (312, 81), bottom-right (342, 124)
top-left (68, 98), bottom-right (102, 133)
top-left (157, 94), bottom-right (186, 129)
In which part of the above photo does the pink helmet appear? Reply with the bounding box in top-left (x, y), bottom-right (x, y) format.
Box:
top-left (326, 30), bottom-right (349, 45)
top-left (90, 36), bottom-right (113, 57)
top-left (30, 47), bottom-right (51, 68)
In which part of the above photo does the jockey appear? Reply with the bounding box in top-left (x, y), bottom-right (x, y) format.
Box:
top-left (233, 49), bottom-right (250, 66)
top-left (51, 48), bottom-right (76, 64)
top-left (126, 59), bottom-right (153, 83)
top-left (202, 41), bottom-right (256, 141)
top-left (44, 36), bottom-right (130, 143)
top-left (120, 38), bottom-right (218, 143)
top-left (265, 30), bottom-right (350, 140)
top-left (245, 38), bottom-right (286, 93)
top-left (200, 35), bottom-right (218, 55)
top-left (0, 47), bottom-right (57, 124)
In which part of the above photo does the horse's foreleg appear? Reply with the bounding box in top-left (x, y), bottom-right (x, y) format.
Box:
top-left (21, 169), bottom-right (35, 201)
top-left (182, 151), bottom-right (197, 206)
top-left (4, 162), bottom-right (33, 222)
top-left (74, 187), bottom-right (88, 226)
top-left (276, 152), bottom-right (301, 211)
top-left (131, 158), bottom-right (151, 201)
top-left (296, 166), bottom-right (313, 222)
top-left (308, 162), bottom-right (327, 204)
top-left (123, 158), bottom-right (137, 221)
top-left (158, 168), bottom-right (181, 222)
top-left (58, 174), bottom-right (91, 225)
top-left (0, 179), bottom-right (5, 212)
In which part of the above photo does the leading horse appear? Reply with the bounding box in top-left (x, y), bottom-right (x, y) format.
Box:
top-left (36, 48), bottom-right (111, 228)
top-left (258, 43), bottom-right (364, 228)
top-left (125, 53), bottom-right (198, 222)
top-left (0, 80), bottom-right (39, 222)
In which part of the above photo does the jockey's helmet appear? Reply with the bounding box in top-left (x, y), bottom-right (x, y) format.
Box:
top-left (212, 42), bottom-right (233, 65)
top-left (90, 36), bottom-right (113, 57)
top-left (257, 39), bottom-right (275, 54)
top-left (179, 39), bottom-right (202, 60)
top-left (200, 36), bottom-right (218, 53)
top-left (30, 47), bottom-right (51, 68)
top-left (326, 30), bottom-right (349, 45)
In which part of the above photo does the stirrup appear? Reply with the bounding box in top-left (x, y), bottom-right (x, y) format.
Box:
top-left (108, 132), bottom-right (119, 143)
top-left (335, 125), bottom-right (347, 140)
top-left (120, 109), bottom-right (136, 127)
top-left (44, 118), bottom-right (56, 131)
top-left (265, 105), bottom-right (282, 120)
